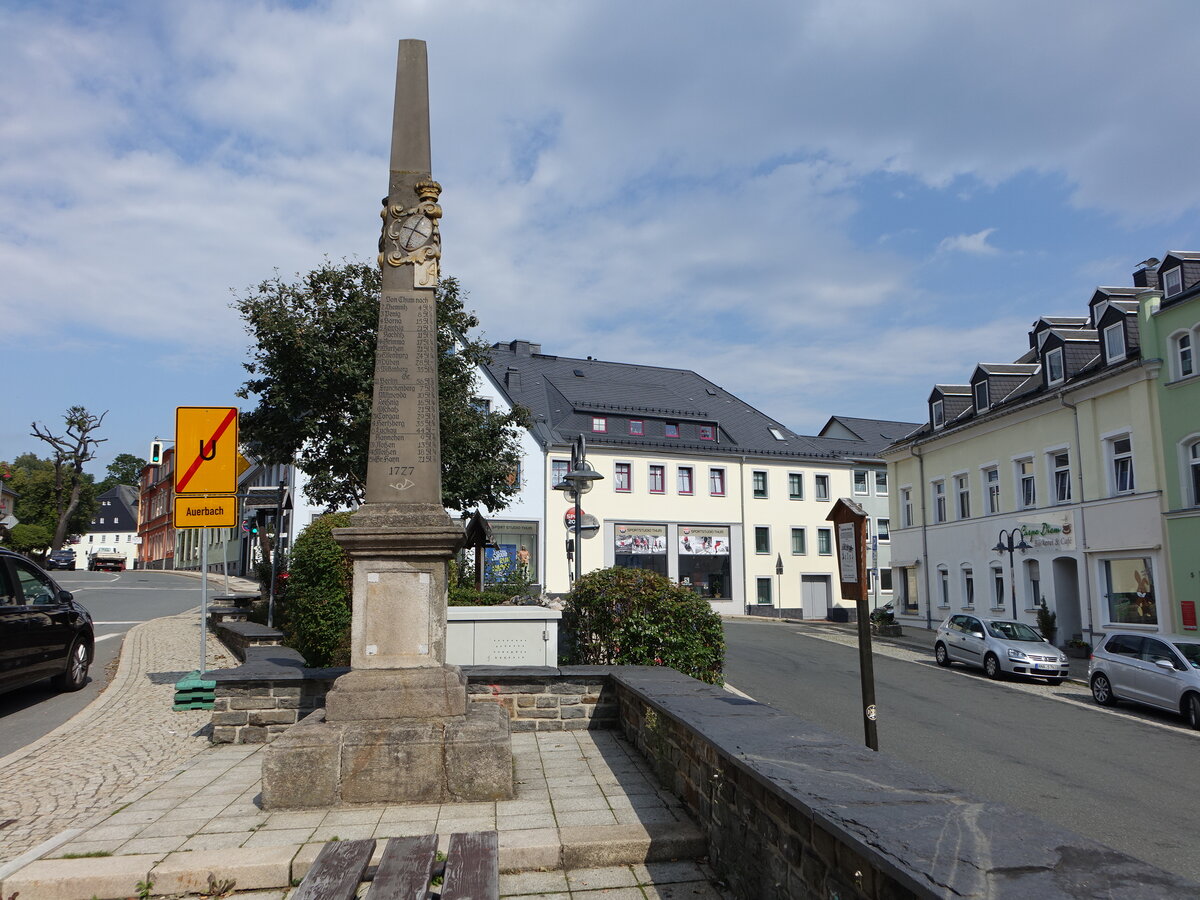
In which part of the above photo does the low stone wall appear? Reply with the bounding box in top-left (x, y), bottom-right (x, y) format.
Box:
top-left (212, 621), bottom-right (284, 663)
top-left (610, 667), bottom-right (1196, 899)
top-left (208, 664), bottom-right (616, 744)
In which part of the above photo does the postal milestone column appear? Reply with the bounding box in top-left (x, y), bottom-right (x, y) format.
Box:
top-left (261, 40), bottom-right (513, 809)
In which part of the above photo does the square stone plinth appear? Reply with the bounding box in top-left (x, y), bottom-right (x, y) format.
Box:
top-left (261, 703), bottom-right (512, 809)
top-left (324, 666), bottom-right (467, 721)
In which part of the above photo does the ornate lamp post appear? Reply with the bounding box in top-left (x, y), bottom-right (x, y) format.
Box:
top-left (552, 436), bottom-right (603, 585)
top-left (993, 528), bottom-right (1031, 618)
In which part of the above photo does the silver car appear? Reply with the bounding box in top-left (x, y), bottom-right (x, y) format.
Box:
top-left (934, 614), bottom-right (1069, 683)
top-left (1088, 632), bottom-right (1200, 730)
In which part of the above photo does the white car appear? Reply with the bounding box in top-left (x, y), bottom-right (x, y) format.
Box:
top-left (1088, 632), bottom-right (1200, 730)
top-left (934, 614), bottom-right (1069, 683)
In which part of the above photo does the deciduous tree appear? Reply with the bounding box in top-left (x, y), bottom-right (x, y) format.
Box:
top-left (28, 407), bottom-right (107, 551)
top-left (234, 261), bottom-right (529, 511)
top-left (97, 453), bottom-right (148, 493)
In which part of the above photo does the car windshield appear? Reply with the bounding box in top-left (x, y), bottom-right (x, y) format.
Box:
top-left (1172, 642), bottom-right (1200, 669)
top-left (986, 621), bottom-right (1043, 642)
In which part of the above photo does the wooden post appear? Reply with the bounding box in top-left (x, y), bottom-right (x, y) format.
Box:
top-left (827, 498), bottom-right (878, 751)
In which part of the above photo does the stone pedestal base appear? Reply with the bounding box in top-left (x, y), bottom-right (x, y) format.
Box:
top-left (261, 701), bottom-right (513, 809)
top-left (324, 666), bottom-right (468, 721)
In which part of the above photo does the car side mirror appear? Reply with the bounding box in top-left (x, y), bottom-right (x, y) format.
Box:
top-left (58, 589), bottom-right (73, 602)
top-left (1154, 658), bottom-right (1176, 672)
top-left (971, 631), bottom-right (984, 639)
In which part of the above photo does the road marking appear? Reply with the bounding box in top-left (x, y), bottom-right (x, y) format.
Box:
top-left (94, 633), bottom-right (124, 643)
top-left (93, 621), bottom-right (142, 626)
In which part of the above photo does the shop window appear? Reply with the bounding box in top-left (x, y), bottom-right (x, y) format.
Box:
top-left (1103, 558), bottom-right (1156, 625)
top-left (678, 526), bottom-right (730, 599)
top-left (899, 567), bottom-right (919, 614)
top-left (614, 524), bottom-right (668, 577)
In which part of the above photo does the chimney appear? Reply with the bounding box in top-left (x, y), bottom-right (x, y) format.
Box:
top-left (505, 367), bottom-right (522, 392)
top-left (1132, 258), bottom-right (1160, 290)
top-left (508, 340), bottom-right (540, 356)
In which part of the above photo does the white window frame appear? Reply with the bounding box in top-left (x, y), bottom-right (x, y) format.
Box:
top-left (954, 473), bottom-right (970, 520)
top-left (931, 399), bottom-right (945, 429)
top-left (877, 518), bottom-right (890, 543)
top-left (932, 479), bottom-right (946, 523)
top-left (875, 470), bottom-right (888, 496)
top-left (1048, 448), bottom-right (1072, 504)
top-left (1163, 265), bottom-right (1183, 297)
top-left (961, 565), bottom-right (975, 609)
top-left (1105, 432), bottom-right (1135, 495)
top-left (676, 465), bottom-right (693, 495)
top-left (937, 566), bottom-right (950, 607)
top-left (752, 470), bottom-right (768, 499)
top-left (1045, 347), bottom-right (1065, 385)
top-left (974, 380), bottom-right (989, 412)
top-left (1180, 433), bottom-right (1200, 508)
top-left (901, 486), bottom-right (913, 528)
top-left (853, 469), bottom-right (869, 495)
top-left (991, 565), bottom-right (1006, 610)
top-left (709, 467), bottom-right (726, 497)
top-left (814, 474), bottom-right (830, 501)
top-left (982, 464), bottom-right (1000, 515)
top-left (649, 464), bottom-right (666, 494)
top-left (1103, 322), bottom-right (1126, 363)
top-left (1172, 329), bottom-right (1195, 380)
top-left (614, 461), bottom-right (632, 493)
top-left (1014, 457), bottom-right (1036, 509)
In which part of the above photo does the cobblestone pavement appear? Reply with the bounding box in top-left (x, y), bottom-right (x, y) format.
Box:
top-left (0, 609), bottom-right (236, 865)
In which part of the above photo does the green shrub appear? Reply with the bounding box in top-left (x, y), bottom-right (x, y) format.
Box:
top-left (448, 555), bottom-right (534, 606)
top-left (561, 567), bottom-right (725, 685)
top-left (279, 512), bottom-right (353, 667)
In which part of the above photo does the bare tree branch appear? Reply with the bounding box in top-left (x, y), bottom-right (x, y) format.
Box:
top-left (29, 407), bottom-right (109, 552)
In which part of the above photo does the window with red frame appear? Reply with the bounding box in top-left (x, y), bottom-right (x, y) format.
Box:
top-left (614, 462), bottom-right (631, 492)
top-left (677, 466), bottom-right (694, 494)
top-left (629, 420), bottom-right (644, 435)
top-left (592, 416), bottom-right (607, 433)
top-left (709, 467), bottom-right (725, 496)
top-left (699, 425), bottom-right (715, 441)
top-left (665, 422), bottom-right (679, 438)
top-left (649, 465), bottom-right (665, 493)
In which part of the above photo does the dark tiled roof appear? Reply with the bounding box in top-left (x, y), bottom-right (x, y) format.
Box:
top-left (977, 363), bottom-right (1038, 376)
top-left (485, 342), bottom-right (846, 461)
top-left (817, 416), bottom-right (922, 453)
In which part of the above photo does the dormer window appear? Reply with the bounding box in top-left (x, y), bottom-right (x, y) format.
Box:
top-left (664, 422), bottom-right (679, 438)
top-left (1045, 347), bottom-right (1065, 385)
top-left (698, 425), bottom-right (715, 441)
top-left (974, 381), bottom-right (989, 412)
top-left (629, 420), bottom-right (644, 435)
top-left (1103, 323), bottom-right (1126, 363)
top-left (592, 416), bottom-right (607, 433)
top-left (1163, 266), bottom-right (1183, 298)
top-left (931, 399), bottom-right (945, 429)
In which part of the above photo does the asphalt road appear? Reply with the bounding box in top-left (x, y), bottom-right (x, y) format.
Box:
top-left (724, 619), bottom-right (1200, 884)
top-left (0, 570), bottom-right (204, 757)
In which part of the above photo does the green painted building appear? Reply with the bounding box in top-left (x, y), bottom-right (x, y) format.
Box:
top-left (1139, 251), bottom-right (1200, 634)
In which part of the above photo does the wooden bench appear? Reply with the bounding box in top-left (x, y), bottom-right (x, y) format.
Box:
top-left (292, 830), bottom-right (499, 900)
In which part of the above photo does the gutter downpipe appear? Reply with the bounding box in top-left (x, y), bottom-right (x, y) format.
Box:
top-left (1058, 392), bottom-right (1095, 646)
top-left (912, 443), bottom-right (933, 630)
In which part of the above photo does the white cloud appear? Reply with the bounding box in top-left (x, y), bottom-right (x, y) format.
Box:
top-left (937, 228), bottom-right (1001, 256)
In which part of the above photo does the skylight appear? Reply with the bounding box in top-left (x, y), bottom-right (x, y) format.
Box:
top-left (769, 428), bottom-right (786, 441)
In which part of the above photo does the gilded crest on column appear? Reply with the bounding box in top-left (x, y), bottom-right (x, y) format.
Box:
top-left (379, 177), bottom-right (442, 287)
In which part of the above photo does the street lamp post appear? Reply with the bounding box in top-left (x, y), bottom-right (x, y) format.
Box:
top-left (993, 528), bottom-right (1031, 618)
top-left (553, 437), bottom-right (603, 585)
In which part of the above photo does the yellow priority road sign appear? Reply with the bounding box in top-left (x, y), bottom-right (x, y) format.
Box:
top-left (175, 407), bottom-right (238, 494)
top-left (174, 496), bottom-right (237, 529)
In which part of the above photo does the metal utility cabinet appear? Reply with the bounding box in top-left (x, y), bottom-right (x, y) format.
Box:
top-left (446, 606), bottom-right (562, 667)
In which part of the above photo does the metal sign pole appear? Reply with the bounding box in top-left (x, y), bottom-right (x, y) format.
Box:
top-left (200, 526), bottom-right (209, 675)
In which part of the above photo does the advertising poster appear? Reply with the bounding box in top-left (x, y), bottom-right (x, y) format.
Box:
top-left (678, 526), bottom-right (730, 555)
top-left (614, 524), bottom-right (667, 554)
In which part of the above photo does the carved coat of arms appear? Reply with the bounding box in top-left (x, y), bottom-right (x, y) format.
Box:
top-left (379, 177), bottom-right (441, 287)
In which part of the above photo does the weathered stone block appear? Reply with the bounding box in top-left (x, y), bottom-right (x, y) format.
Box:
top-left (560, 706), bottom-right (586, 719)
top-left (249, 709), bottom-right (297, 726)
top-left (230, 697), bottom-right (275, 710)
top-left (324, 666), bottom-right (467, 720)
top-left (535, 696), bottom-right (558, 708)
top-left (210, 726), bottom-right (238, 744)
top-left (211, 711), bottom-right (249, 726)
top-left (240, 726), bottom-right (268, 743)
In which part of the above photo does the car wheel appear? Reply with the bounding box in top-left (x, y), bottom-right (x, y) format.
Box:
top-left (1091, 672), bottom-right (1117, 706)
top-left (984, 653), bottom-right (1004, 680)
top-left (934, 643), bottom-right (951, 667)
top-left (1185, 693), bottom-right (1200, 731)
top-left (52, 640), bottom-right (90, 692)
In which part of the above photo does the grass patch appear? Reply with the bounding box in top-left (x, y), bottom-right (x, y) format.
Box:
top-left (60, 850), bottom-right (113, 859)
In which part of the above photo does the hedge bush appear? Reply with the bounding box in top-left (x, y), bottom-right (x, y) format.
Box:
top-left (279, 511), bottom-right (353, 667)
top-left (561, 567), bottom-right (725, 685)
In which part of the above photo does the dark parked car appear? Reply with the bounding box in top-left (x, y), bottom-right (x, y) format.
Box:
top-left (0, 548), bottom-right (94, 695)
top-left (45, 549), bottom-right (77, 571)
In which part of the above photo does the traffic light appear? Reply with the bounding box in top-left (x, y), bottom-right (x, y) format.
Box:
top-left (149, 440), bottom-right (163, 465)
top-left (249, 517), bottom-right (259, 536)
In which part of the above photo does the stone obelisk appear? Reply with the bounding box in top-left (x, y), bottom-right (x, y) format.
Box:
top-left (261, 40), bottom-right (513, 808)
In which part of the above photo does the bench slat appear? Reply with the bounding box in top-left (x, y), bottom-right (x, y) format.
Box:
top-left (441, 831), bottom-right (499, 900)
top-left (293, 838), bottom-right (376, 900)
top-left (369, 833), bottom-right (439, 898)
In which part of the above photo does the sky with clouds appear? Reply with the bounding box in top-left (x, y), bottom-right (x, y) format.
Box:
top-left (4, 0), bottom-right (1199, 477)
